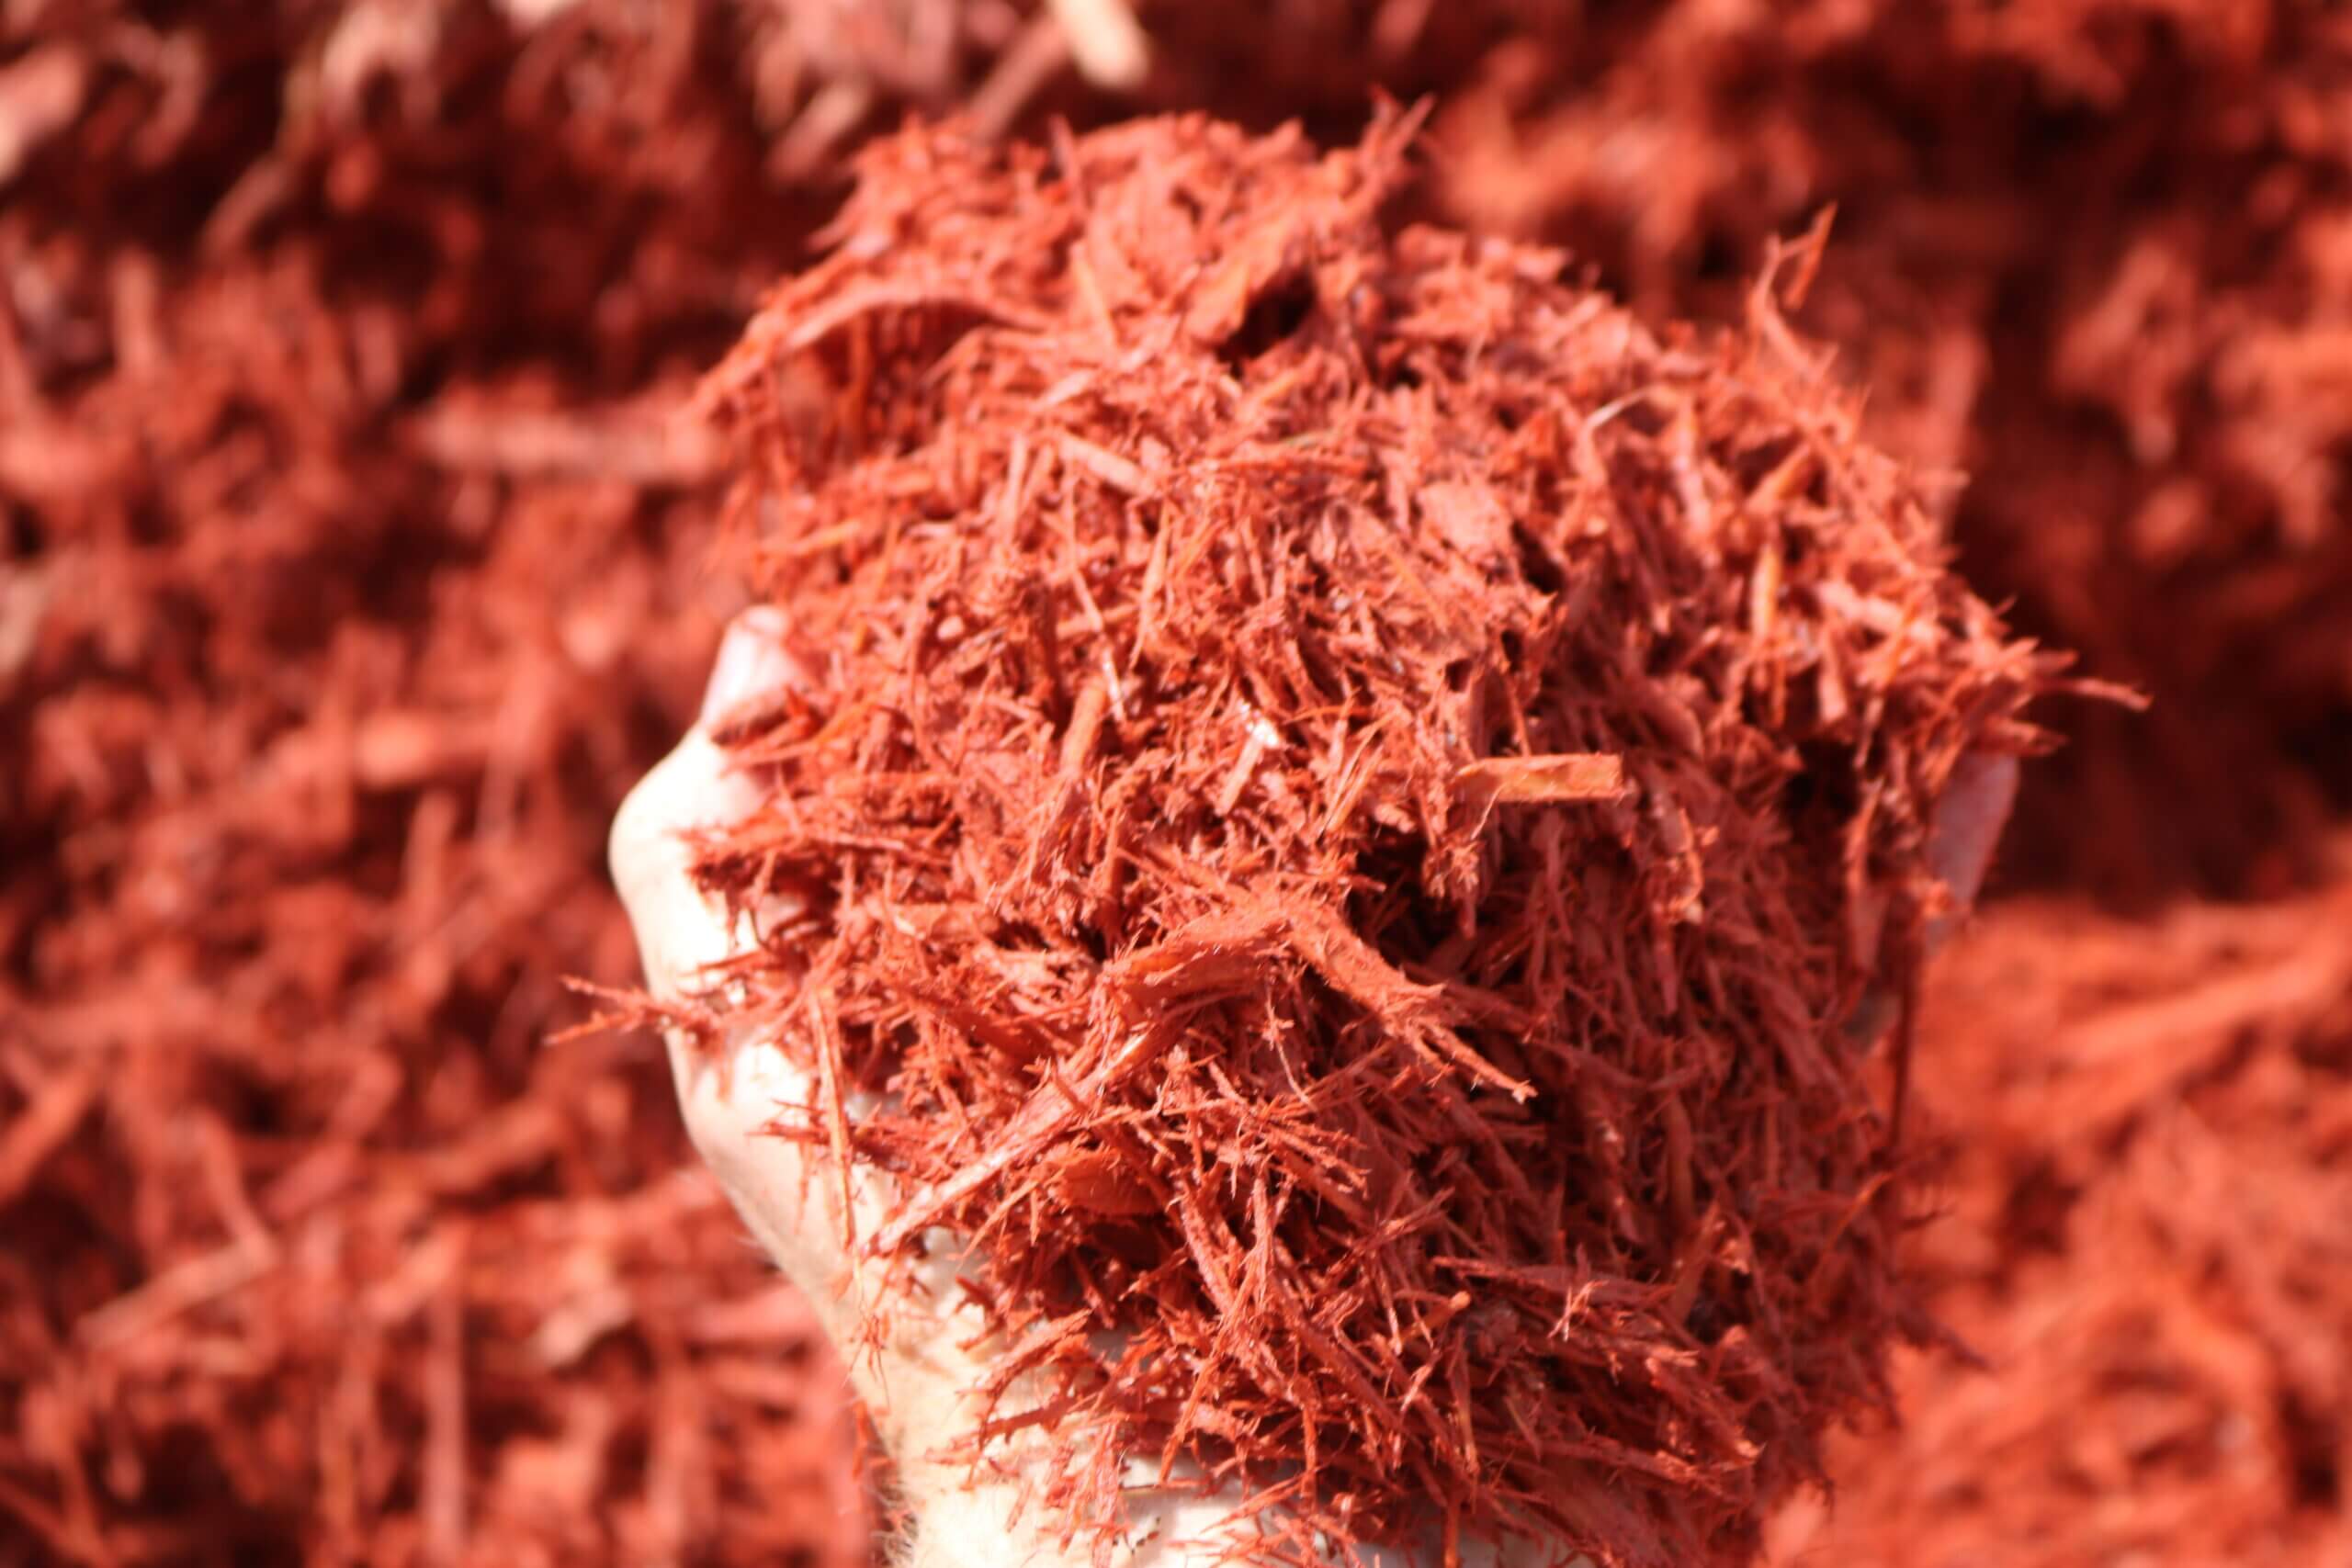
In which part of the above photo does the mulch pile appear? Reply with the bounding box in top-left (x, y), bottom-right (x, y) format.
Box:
top-left (690, 112), bottom-right (2052, 1566)
top-left (5, 0), bottom-right (2351, 1565)
top-left (3, 5), bottom-right (863, 1563)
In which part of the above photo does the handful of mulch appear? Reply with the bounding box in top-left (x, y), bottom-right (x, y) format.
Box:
top-left (689, 112), bottom-right (2055, 1567)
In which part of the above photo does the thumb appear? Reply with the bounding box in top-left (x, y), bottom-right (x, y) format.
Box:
top-left (607, 607), bottom-right (869, 1323)
top-left (1919, 751), bottom-right (2018, 953)
top-left (610, 612), bottom-right (1265, 1567)
top-left (609, 607), bottom-right (799, 993)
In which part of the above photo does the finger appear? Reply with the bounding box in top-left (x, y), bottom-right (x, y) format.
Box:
top-left (1843, 751), bottom-right (2021, 1046)
top-left (609, 607), bottom-right (802, 998)
top-left (604, 612), bottom-right (1036, 1536)
top-left (607, 608), bottom-right (847, 1291)
top-left (608, 728), bottom-right (758, 1001)
top-left (699, 604), bottom-right (804, 731)
top-left (1920, 751), bottom-right (2018, 952)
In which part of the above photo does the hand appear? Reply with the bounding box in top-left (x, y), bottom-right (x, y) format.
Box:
top-left (614, 609), bottom-right (1342, 1568)
top-left (608, 611), bottom-right (2018, 1568)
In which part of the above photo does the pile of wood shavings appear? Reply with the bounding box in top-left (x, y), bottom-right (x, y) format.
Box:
top-left (692, 113), bottom-right (2056, 1567)
top-left (2, 6), bottom-right (872, 1563)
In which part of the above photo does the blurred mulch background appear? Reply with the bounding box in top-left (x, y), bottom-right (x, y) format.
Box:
top-left (4, 2), bottom-right (2347, 1563)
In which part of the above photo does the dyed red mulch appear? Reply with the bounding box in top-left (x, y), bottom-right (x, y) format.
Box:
top-left (3, 6), bottom-right (864, 1563)
top-left (7, 1), bottom-right (2352, 1564)
top-left (687, 112), bottom-right (2052, 1567)
top-left (1768, 851), bottom-right (2352, 1565)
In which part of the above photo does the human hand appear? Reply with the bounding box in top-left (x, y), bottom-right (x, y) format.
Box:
top-left (613, 609), bottom-right (1316, 1568)
top-left (609, 610), bottom-right (2018, 1568)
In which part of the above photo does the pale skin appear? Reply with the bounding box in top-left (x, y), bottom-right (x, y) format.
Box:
top-left (609, 610), bottom-right (2019, 1568)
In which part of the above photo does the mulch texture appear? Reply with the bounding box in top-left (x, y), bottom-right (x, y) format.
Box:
top-left (688, 112), bottom-right (2048, 1566)
top-left (6, 2), bottom-right (2349, 1564)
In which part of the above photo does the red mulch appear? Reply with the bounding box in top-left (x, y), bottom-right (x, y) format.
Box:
top-left (6, 1), bottom-right (2351, 1565)
top-left (688, 112), bottom-right (2051, 1567)
top-left (4, 6), bottom-right (856, 1563)
top-left (1419, 0), bottom-right (2352, 903)
top-left (1767, 851), bottom-right (2352, 1566)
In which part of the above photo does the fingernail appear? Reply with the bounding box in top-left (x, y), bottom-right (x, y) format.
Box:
top-left (699, 607), bottom-right (796, 728)
top-left (1919, 753), bottom-right (2021, 958)
top-left (1927, 753), bottom-right (2020, 912)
